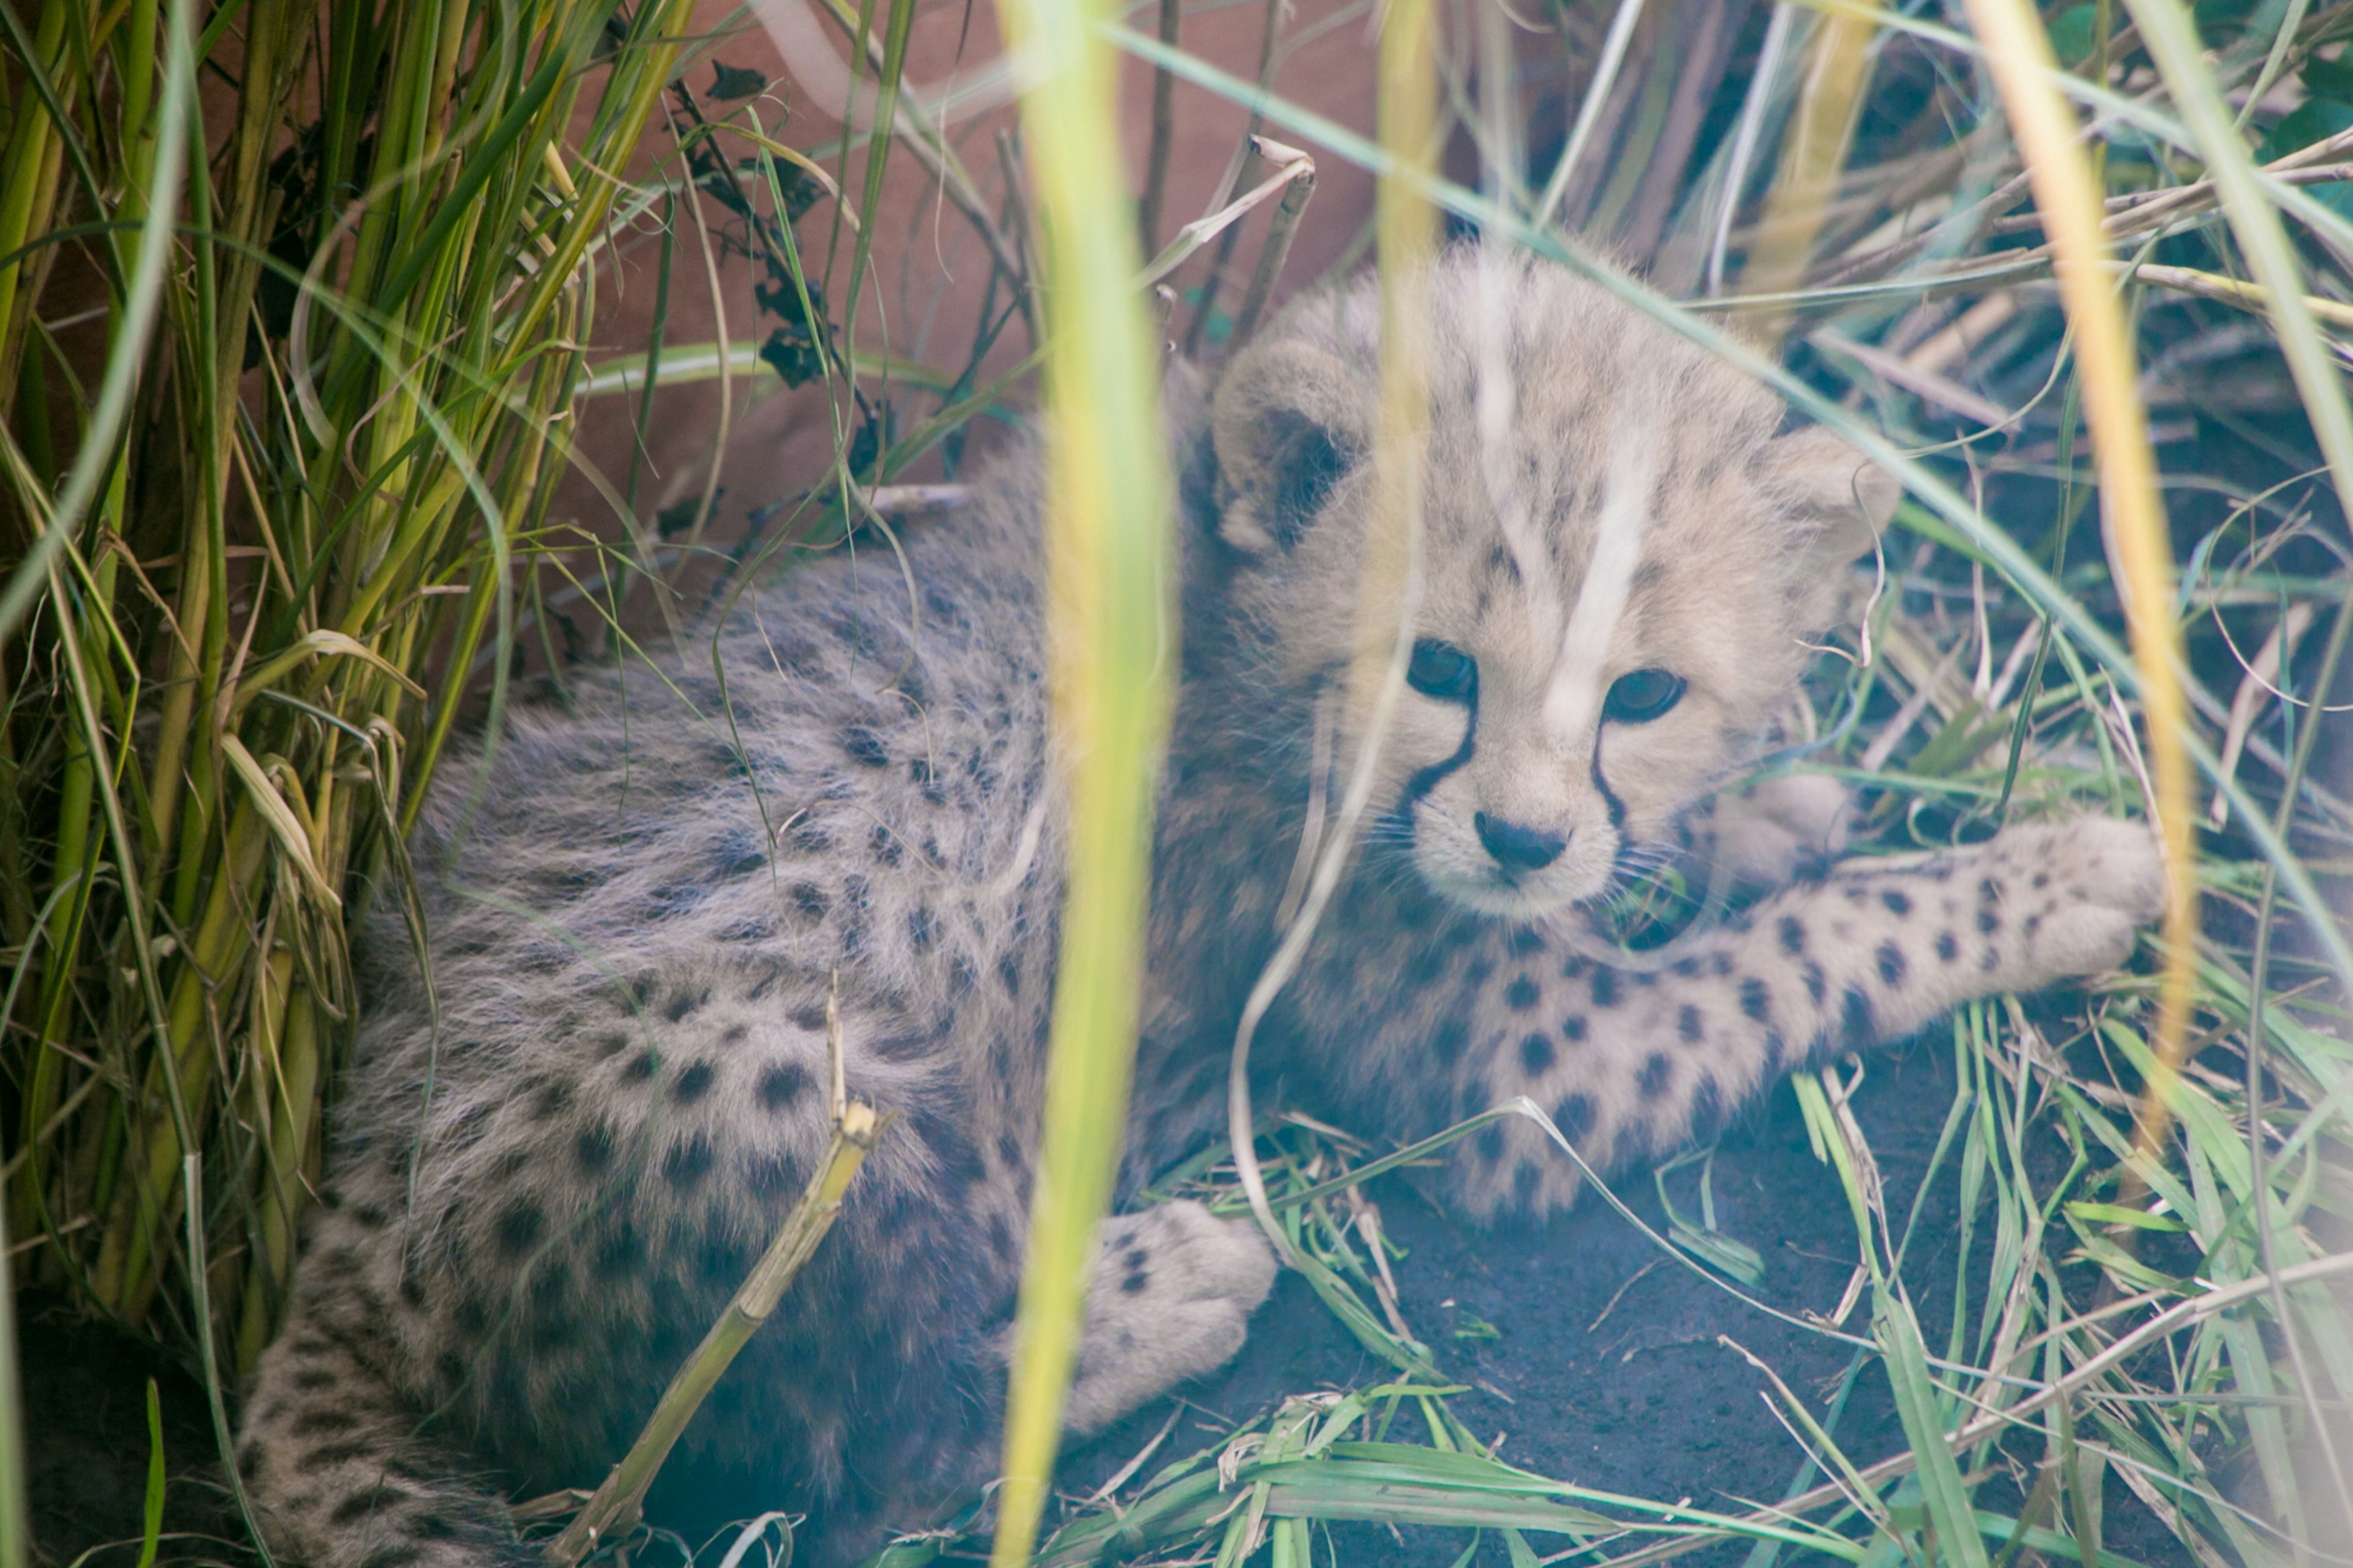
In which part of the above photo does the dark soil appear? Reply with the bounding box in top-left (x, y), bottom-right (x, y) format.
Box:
top-left (17, 1300), bottom-right (251, 1568)
top-left (17, 1035), bottom-right (2197, 1568)
top-left (1072, 1034), bottom-right (2200, 1568)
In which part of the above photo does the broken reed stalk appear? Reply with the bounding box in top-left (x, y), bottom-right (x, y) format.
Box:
top-left (1137, 0), bottom-right (1182, 259)
top-left (544, 1032), bottom-right (882, 1567)
top-left (1230, 140), bottom-right (1317, 346)
top-left (1957, 0), bottom-right (2197, 1173)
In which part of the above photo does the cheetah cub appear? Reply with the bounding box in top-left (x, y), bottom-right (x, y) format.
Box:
top-left (240, 252), bottom-right (2162, 1567)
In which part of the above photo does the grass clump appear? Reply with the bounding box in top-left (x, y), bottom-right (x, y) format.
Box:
top-left (0, 0), bottom-right (702, 1380)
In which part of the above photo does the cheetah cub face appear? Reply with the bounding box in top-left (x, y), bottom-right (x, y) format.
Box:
top-left (1208, 252), bottom-right (1899, 918)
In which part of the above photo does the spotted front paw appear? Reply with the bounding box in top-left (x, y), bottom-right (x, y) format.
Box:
top-left (1987, 814), bottom-right (2165, 982)
top-left (1063, 1201), bottom-right (1277, 1433)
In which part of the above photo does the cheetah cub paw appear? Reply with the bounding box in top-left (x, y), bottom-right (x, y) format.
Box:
top-left (1063, 1202), bottom-right (1278, 1433)
top-left (1710, 773), bottom-right (1854, 887)
top-left (1991, 815), bottom-right (2167, 982)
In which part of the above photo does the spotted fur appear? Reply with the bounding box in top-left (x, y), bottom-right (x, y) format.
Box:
top-left (239, 252), bottom-right (2161, 1568)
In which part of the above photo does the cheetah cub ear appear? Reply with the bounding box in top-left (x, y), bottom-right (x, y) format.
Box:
top-left (1755, 424), bottom-right (1901, 626)
top-left (1210, 339), bottom-right (1372, 555)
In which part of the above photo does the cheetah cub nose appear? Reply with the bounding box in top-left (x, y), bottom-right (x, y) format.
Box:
top-left (1476, 812), bottom-right (1566, 871)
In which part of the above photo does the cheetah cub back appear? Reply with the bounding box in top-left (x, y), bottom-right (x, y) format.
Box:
top-left (238, 251), bottom-right (2162, 1568)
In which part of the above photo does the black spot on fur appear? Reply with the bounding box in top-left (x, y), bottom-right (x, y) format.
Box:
top-left (1671, 957), bottom-right (1701, 979)
top-left (792, 882), bottom-right (830, 922)
top-left (593, 1221), bottom-right (642, 1281)
top-left (496, 1202), bottom-right (547, 1256)
top-left (1882, 890), bottom-right (1912, 916)
top-left (1876, 942), bottom-right (1907, 986)
top-left (758, 1061), bottom-right (811, 1110)
top-left (293, 1393), bottom-right (357, 1431)
top-left (998, 956), bottom-right (1021, 997)
top-left (622, 1050), bottom-right (656, 1084)
top-left (870, 823), bottom-right (904, 867)
top-left (1555, 1094), bottom-right (1594, 1142)
top-left (674, 1061), bottom-right (716, 1103)
top-left (1562, 1014), bottom-right (1586, 1042)
top-left (1779, 916), bottom-right (1807, 955)
top-left (575, 1122), bottom-right (616, 1173)
top-left (1639, 1053), bottom-right (1672, 1100)
top-left (1678, 1005), bottom-right (1705, 1043)
top-left (1739, 976), bottom-right (1771, 1022)
top-left (295, 1439), bottom-right (377, 1473)
top-left (1504, 974), bottom-right (1540, 1011)
top-left (1508, 928), bottom-right (1547, 956)
top-left (662, 1134), bottom-right (716, 1191)
top-left (1840, 988), bottom-right (1876, 1050)
top-left (1978, 907), bottom-right (2000, 934)
top-left (1591, 969), bottom-right (1620, 1009)
top-left (1689, 1074), bottom-right (1728, 1139)
top-left (1520, 1032), bottom-right (1555, 1074)
top-left (662, 990), bottom-right (705, 1023)
top-left (1476, 1124), bottom-right (1507, 1163)
top-left (407, 1514), bottom-right (460, 1542)
top-left (1935, 930), bottom-right (1959, 963)
top-left (1122, 1270), bottom-right (1150, 1294)
top-left (908, 906), bottom-right (937, 952)
top-left (528, 1078), bottom-right (572, 1121)
top-left (710, 832), bottom-right (768, 879)
top-left (842, 727), bottom-right (890, 768)
top-left (744, 1154), bottom-right (800, 1199)
top-left (1802, 960), bottom-right (1827, 1004)
top-left (1432, 1019), bottom-right (1468, 1064)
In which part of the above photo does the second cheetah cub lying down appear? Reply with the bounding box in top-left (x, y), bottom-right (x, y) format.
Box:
top-left (240, 252), bottom-right (2163, 1566)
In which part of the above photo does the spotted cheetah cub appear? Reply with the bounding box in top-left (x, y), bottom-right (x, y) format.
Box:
top-left (240, 252), bottom-right (2161, 1568)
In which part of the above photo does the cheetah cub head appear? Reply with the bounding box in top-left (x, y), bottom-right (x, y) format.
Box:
top-left (1206, 251), bottom-right (1898, 918)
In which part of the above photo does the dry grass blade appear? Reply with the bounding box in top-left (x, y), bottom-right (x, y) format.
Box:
top-left (1956, 0), bottom-right (2198, 1173)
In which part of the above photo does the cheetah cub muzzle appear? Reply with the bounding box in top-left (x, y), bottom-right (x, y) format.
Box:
top-left (238, 251), bottom-right (2162, 1568)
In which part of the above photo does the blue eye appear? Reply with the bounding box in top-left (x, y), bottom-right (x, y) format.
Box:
top-left (1602, 668), bottom-right (1685, 724)
top-left (1406, 640), bottom-right (1476, 702)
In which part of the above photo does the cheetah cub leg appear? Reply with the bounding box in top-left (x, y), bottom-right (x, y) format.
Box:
top-left (1458, 816), bottom-right (2162, 1218)
top-left (1061, 1202), bottom-right (1276, 1432)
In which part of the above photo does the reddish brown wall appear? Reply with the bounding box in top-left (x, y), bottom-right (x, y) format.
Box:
top-left (558, 2), bottom-right (1384, 556)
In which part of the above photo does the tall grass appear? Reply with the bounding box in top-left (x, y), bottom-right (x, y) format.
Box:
top-left (988, 0), bottom-right (1176, 1562)
top-left (0, 0), bottom-right (698, 1379)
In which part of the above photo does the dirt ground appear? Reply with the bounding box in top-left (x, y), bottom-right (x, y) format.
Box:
top-left (1067, 1032), bottom-right (2200, 1568)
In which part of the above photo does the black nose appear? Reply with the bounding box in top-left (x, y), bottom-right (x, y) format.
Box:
top-left (1475, 812), bottom-right (1566, 872)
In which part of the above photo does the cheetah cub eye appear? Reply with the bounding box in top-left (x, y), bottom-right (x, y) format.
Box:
top-left (1408, 640), bottom-right (1477, 702)
top-left (1601, 668), bottom-right (1686, 724)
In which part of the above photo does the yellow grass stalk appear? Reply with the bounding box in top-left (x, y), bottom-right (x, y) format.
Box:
top-left (1955, 0), bottom-right (2198, 1168)
top-left (988, 0), bottom-right (1175, 1561)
